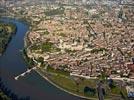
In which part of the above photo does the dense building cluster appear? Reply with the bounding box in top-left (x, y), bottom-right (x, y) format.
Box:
top-left (2, 0), bottom-right (134, 98)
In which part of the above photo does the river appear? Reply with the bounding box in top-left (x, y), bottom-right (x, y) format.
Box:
top-left (0, 18), bottom-right (84, 100)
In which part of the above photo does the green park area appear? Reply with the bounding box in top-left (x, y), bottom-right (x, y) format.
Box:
top-left (37, 65), bottom-right (128, 100)
top-left (45, 7), bottom-right (65, 16)
top-left (38, 66), bottom-right (98, 99)
top-left (30, 42), bottom-right (61, 53)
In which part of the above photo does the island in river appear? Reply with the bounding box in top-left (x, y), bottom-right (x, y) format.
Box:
top-left (0, 20), bottom-right (17, 100)
top-left (0, 22), bottom-right (16, 55)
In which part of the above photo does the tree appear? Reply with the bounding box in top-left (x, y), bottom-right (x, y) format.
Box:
top-left (118, 9), bottom-right (123, 19)
top-left (84, 86), bottom-right (96, 96)
top-left (37, 57), bottom-right (44, 65)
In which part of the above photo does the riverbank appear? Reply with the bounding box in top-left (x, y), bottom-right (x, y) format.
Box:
top-left (35, 68), bottom-right (99, 100)
top-left (35, 67), bottom-right (127, 100)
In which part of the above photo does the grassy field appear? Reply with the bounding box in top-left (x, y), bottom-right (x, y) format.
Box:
top-left (46, 66), bottom-right (70, 76)
top-left (41, 67), bottom-right (98, 99)
top-left (38, 66), bottom-right (128, 100)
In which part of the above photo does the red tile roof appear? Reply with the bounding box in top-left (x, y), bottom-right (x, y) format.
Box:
top-left (127, 64), bottom-right (134, 72)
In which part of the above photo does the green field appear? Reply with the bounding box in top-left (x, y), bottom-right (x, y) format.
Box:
top-left (37, 66), bottom-right (128, 100)
top-left (39, 67), bottom-right (99, 99)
